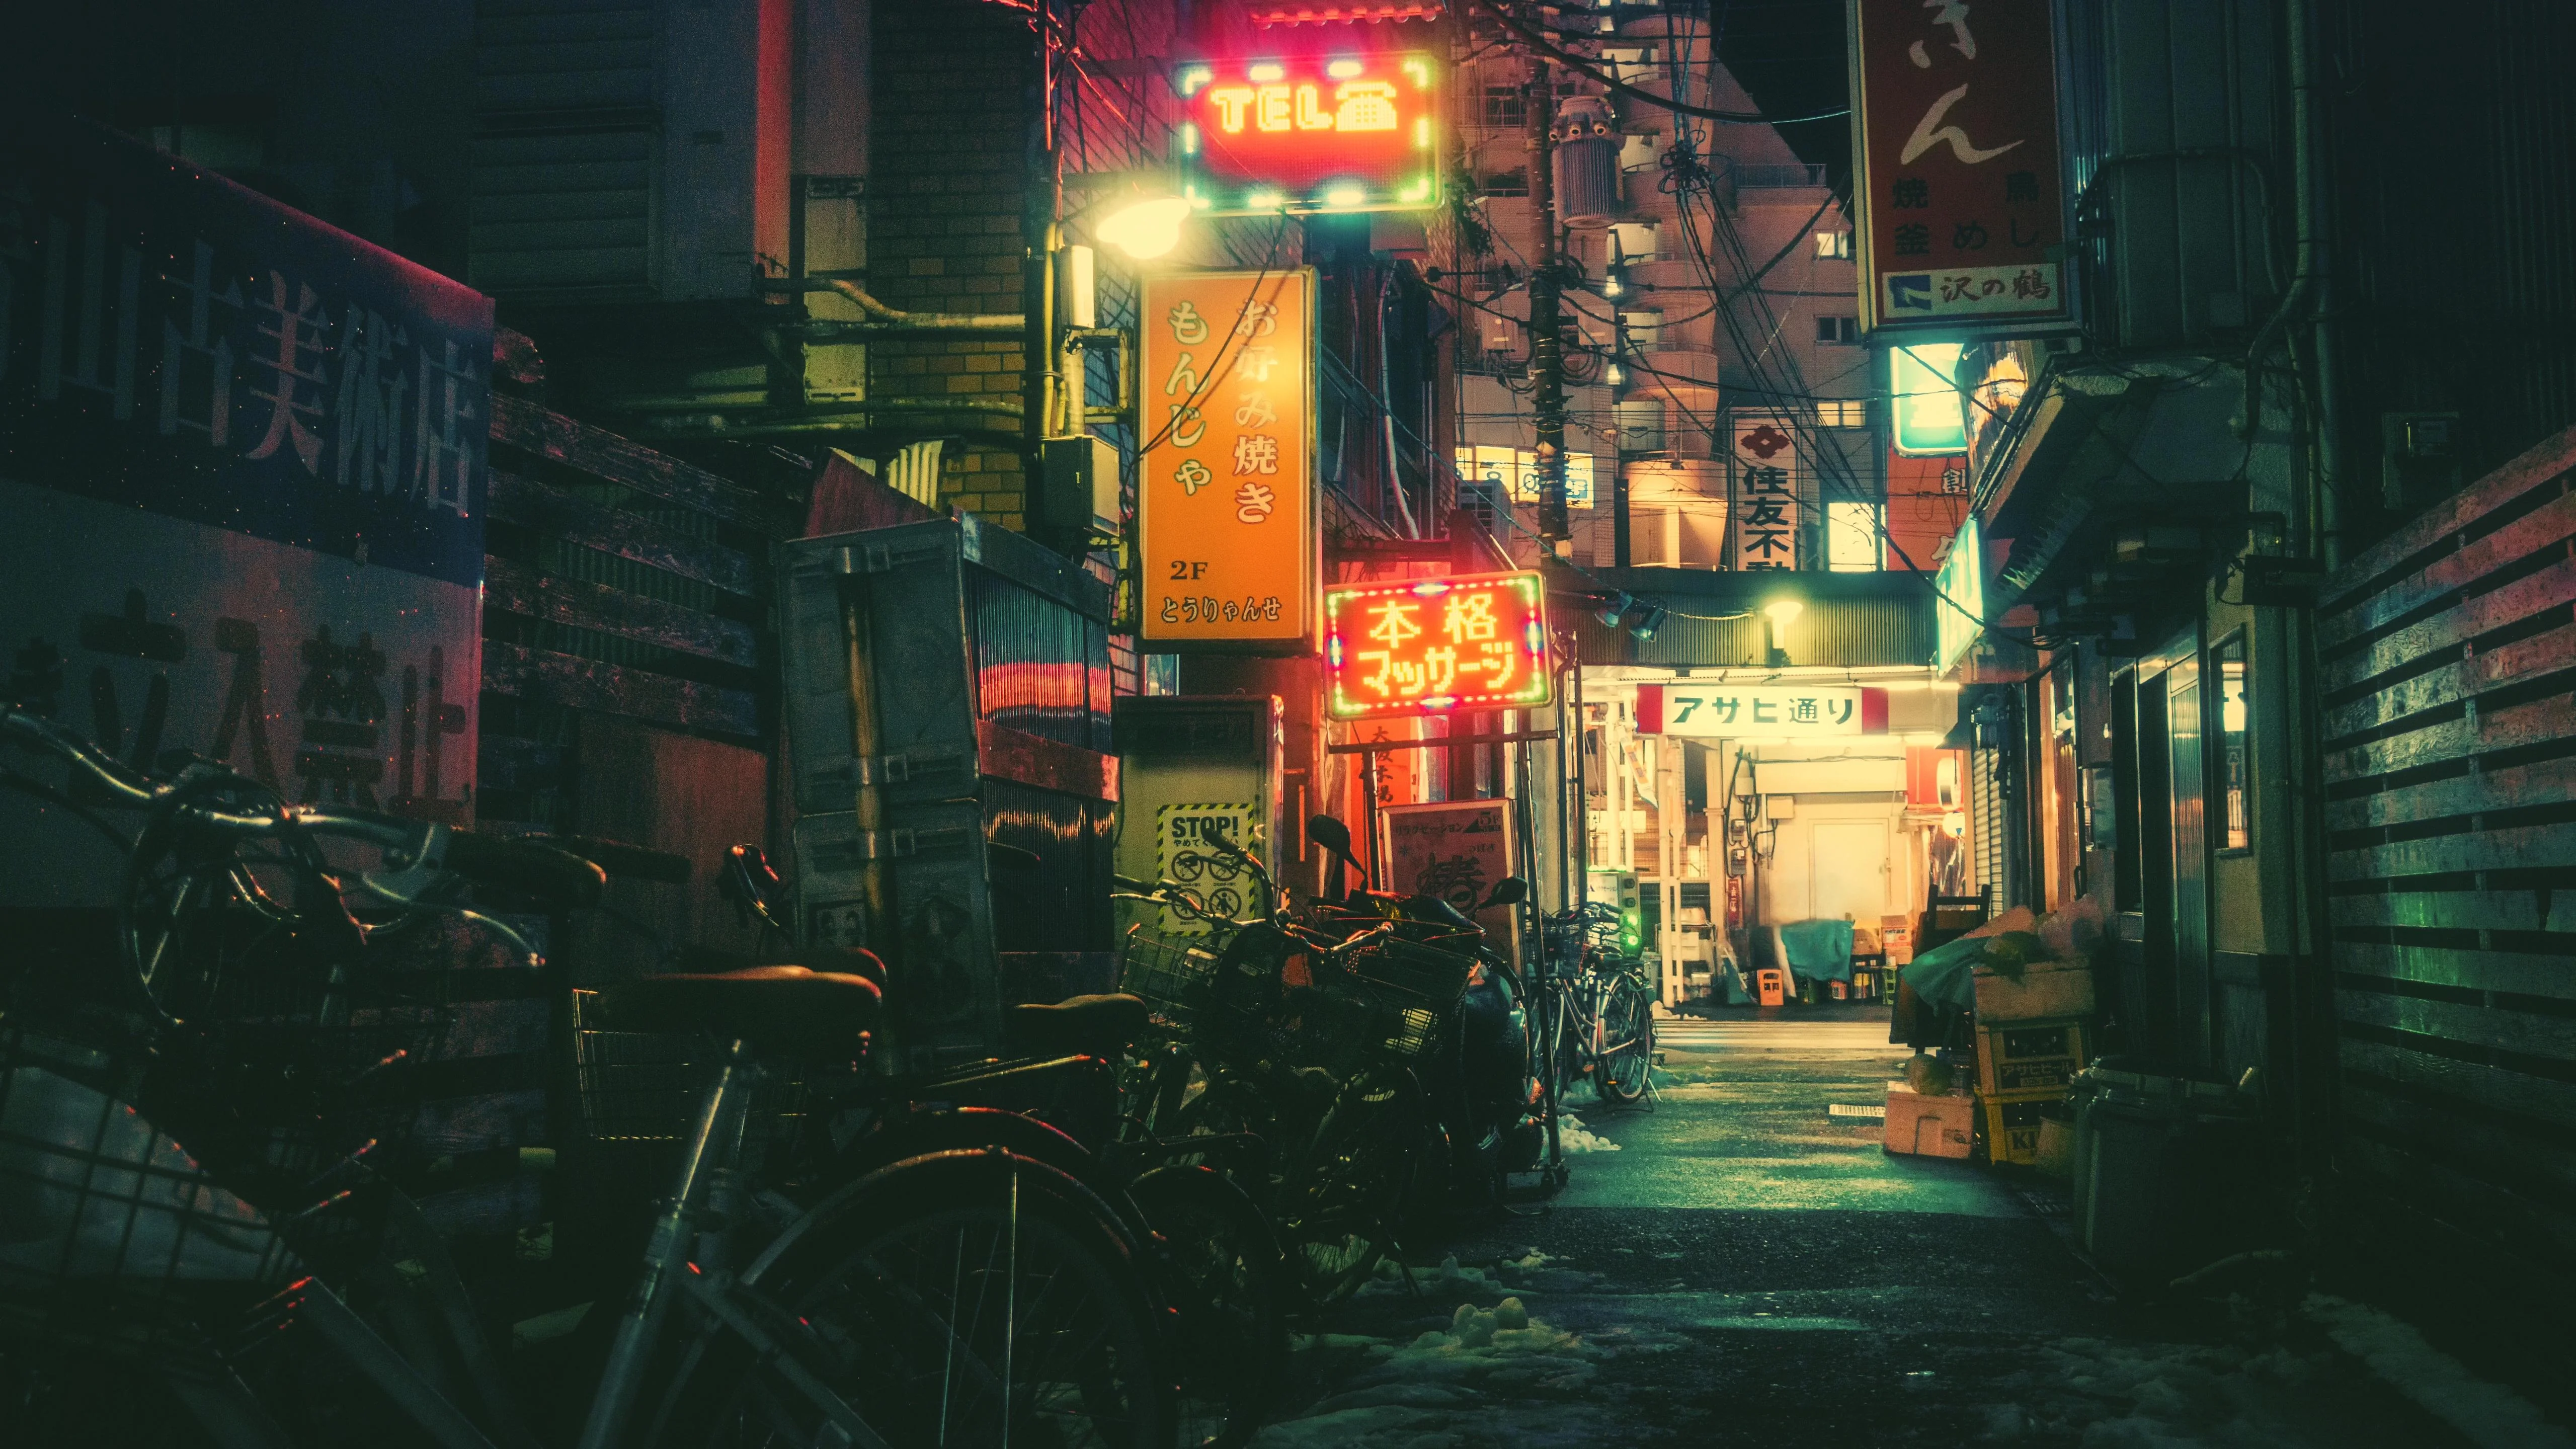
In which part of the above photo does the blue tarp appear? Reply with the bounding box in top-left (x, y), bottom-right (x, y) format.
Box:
top-left (1778, 919), bottom-right (1856, 982)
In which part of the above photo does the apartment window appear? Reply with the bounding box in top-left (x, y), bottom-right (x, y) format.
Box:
top-left (1480, 168), bottom-right (1530, 198)
top-left (1827, 502), bottom-right (1884, 572)
top-left (1816, 399), bottom-right (1867, 428)
top-left (1481, 86), bottom-right (1525, 129)
top-left (2213, 632), bottom-right (2251, 853)
top-left (1817, 315), bottom-right (1861, 345)
top-left (1815, 230), bottom-right (1853, 259)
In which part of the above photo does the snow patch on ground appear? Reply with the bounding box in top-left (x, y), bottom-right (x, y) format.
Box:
top-left (2303, 1294), bottom-right (2574, 1449)
top-left (1554, 1111), bottom-right (1623, 1153)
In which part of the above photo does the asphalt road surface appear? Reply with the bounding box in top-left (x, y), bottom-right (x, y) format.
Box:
top-left (1246, 1011), bottom-right (2542, 1448)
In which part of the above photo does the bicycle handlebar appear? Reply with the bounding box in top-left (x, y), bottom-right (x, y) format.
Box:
top-left (6, 705), bottom-right (605, 908)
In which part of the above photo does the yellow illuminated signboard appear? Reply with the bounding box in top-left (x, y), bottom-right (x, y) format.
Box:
top-left (1139, 269), bottom-right (1318, 652)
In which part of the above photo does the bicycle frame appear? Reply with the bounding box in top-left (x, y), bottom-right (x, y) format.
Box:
top-left (159, 1041), bottom-right (892, 1449)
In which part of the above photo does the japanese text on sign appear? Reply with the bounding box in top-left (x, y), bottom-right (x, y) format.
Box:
top-left (1323, 570), bottom-right (1552, 719)
top-left (1173, 51), bottom-right (1441, 215)
top-left (1139, 270), bottom-right (1316, 651)
top-left (1731, 413), bottom-right (1803, 572)
top-left (1852, 0), bottom-right (2068, 332)
top-left (1635, 683), bottom-right (1889, 740)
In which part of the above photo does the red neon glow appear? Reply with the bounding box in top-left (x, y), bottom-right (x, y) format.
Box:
top-left (1176, 50), bottom-right (1438, 210)
top-left (1323, 570), bottom-right (1552, 720)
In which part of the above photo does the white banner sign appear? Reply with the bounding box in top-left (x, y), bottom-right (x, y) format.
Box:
top-left (1730, 413), bottom-right (1802, 571)
top-left (1637, 682), bottom-right (1887, 739)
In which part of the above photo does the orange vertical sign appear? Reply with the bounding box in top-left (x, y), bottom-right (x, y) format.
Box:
top-left (1139, 269), bottom-right (1317, 652)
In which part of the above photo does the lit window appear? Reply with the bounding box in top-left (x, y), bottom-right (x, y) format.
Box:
top-left (2214, 634), bottom-right (2251, 852)
top-left (1827, 501), bottom-right (1883, 572)
top-left (1814, 230), bottom-right (1853, 259)
top-left (1816, 399), bottom-right (1867, 428)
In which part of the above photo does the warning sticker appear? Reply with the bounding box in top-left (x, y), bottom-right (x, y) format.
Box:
top-left (1155, 802), bottom-right (1259, 935)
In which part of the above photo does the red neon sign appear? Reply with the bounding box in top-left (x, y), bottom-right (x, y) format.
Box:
top-left (1173, 50), bottom-right (1440, 214)
top-left (1323, 571), bottom-right (1553, 719)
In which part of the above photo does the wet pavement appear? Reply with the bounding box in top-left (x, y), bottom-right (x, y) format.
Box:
top-left (1249, 1010), bottom-right (2542, 1448)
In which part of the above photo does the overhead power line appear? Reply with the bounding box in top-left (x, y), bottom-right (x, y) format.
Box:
top-left (1463, 0), bottom-right (1853, 126)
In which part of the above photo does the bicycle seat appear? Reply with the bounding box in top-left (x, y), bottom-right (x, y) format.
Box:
top-left (1001, 993), bottom-right (1150, 1060)
top-left (594, 964), bottom-right (880, 1057)
top-left (1402, 894), bottom-right (1480, 932)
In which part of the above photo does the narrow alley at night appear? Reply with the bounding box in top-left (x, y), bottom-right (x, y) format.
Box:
top-left (3, 2), bottom-right (2574, 1446)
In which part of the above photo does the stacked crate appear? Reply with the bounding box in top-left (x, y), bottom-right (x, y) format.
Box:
top-left (1970, 959), bottom-right (2097, 1167)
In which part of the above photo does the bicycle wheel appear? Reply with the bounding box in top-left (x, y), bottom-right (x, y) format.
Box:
top-left (1125, 1164), bottom-right (1286, 1448)
top-left (1595, 975), bottom-right (1656, 1105)
top-left (1282, 1067), bottom-right (1424, 1308)
top-left (647, 1149), bottom-right (1171, 1449)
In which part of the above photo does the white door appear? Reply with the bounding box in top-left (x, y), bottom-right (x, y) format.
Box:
top-left (1809, 819), bottom-right (1888, 923)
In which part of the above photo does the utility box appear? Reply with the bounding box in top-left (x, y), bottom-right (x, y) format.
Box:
top-left (1040, 435), bottom-right (1120, 548)
top-left (778, 516), bottom-right (1117, 1068)
top-left (1110, 697), bottom-right (1283, 939)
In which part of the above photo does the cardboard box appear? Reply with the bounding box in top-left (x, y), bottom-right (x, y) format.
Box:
top-left (1881, 916), bottom-right (1915, 966)
top-left (1980, 1094), bottom-right (2050, 1166)
top-left (1974, 1018), bottom-right (2094, 1097)
top-left (1885, 1086), bottom-right (1975, 1159)
top-left (1972, 958), bottom-right (2097, 1022)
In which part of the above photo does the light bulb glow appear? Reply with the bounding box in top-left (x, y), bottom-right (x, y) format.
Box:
top-left (1094, 195), bottom-right (1192, 260)
top-left (1761, 598), bottom-right (1806, 630)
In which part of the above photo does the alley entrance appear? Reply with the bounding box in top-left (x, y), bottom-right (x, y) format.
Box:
top-left (1249, 1013), bottom-right (2531, 1448)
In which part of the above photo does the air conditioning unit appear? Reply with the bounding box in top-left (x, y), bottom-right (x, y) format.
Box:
top-left (470, 0), bottom-right (866, 305)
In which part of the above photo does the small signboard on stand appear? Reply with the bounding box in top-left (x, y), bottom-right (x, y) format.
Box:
top-left (1379, 796), bottom-right (1519, 966)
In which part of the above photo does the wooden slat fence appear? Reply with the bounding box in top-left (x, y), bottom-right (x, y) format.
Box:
top-left (2315, 422), bottom-right (2576, 1310)
top-left (478, 394), bottom-right (795, 827)
top-left (410, 394), bottom-right (792, 1238)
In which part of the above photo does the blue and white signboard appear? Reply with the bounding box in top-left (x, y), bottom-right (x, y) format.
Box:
top-left (1, 109), bottom-right (491, 904)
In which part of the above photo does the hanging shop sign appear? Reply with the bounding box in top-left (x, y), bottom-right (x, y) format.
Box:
top-left (0, 109), bottom-right (491, 907)
top-left (1934, 514), bottom-right (1987, 673)
top-left (1729, 411), bottom-right (1804, 572)
top-left (1322, 570), bottom-right (1551, 720)
top-left (1634, 683), bottom-right (1890, 740)
top-left (1173, 49), bottom-right (1441, 215)
top-left (1890, 341), bottom-right (1969, 455)
top-left (1139, 268), bottom-right (1318, 653)
top-left (1849, 0), bottom-right (2070, 335)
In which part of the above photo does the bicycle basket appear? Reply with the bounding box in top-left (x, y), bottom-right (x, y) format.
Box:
top-left (1350, 936), bottom-right (1476, 1009)
top-left (569, 990), bottom-right (811, 1149)
top-left (0, 1025), bottom-right (299, 1333)
top-left (1116, 927), bottom-right (1222, 1020)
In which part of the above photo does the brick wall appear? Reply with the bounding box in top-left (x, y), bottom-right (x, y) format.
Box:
top-left (870, 6), bottom-right (1034, 528)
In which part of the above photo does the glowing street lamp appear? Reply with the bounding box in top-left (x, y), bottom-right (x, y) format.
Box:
top-left (1762, 596), bottom-right (1804, 666)
top-left (1092, 193), bottom-right (1193, 261)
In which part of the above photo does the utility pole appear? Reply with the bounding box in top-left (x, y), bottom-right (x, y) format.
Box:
top-left (1525, 39), bottom-right (1569, 542)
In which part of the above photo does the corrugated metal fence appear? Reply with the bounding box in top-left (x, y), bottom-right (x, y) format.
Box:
top-left (2316, 422), bottom-right (2576, 1309)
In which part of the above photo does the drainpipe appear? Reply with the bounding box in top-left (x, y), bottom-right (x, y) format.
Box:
top-left (2236, 0), bottom-right (2340, 570)
top-left (825, 280), bottom-right (1022, 333)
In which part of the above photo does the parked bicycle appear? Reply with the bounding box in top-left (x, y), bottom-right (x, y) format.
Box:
top-left (1537, 902), bottom-right (1657, 1108)
top-left (0, 705), bottom-right (1172, 1448)
top-left (1110, 820), bottom-right (1534, 1307)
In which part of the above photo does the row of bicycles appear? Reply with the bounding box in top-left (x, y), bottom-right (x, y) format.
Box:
top-left (0, 702), bottom-right (1657, 1448)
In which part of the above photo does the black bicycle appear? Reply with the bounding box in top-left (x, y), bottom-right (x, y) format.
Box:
top-left (0, 706), bottom-right (1173, 1448)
